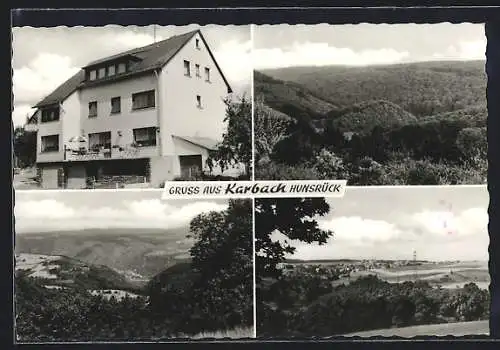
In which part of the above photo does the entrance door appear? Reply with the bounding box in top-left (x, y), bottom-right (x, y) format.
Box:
top-left (179, 155), bottom-right (203, 178)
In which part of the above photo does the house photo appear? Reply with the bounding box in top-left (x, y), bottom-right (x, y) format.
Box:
top-left (13, 25), bottom-right (251, 189)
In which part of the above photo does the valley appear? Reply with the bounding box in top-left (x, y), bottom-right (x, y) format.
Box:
top-left (254, 60), bottom-right (487, 185)
top-left (15, 228), bottom-right (193, 279)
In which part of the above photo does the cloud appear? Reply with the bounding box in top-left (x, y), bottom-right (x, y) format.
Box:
top-left (12, 104), bottom-right (37, 127)
top-left (15, 199), bottom-right (228, 232)
top-left (13, 53), bottom-right (80, 104)
top-left (253, 42), bottom-right (410, 69)
top-left (408, 207), bottom-right (488, 238)
top-left (431, 39), bottom-right (486, 61)
top-left (270, 207), bottom-right (488, 261)
top-left (12, 53), bottom-right (80, 127)
top-left (113, 32), bottom-right (163, 49)
top-left (214, 39), bottom-right (252, 86)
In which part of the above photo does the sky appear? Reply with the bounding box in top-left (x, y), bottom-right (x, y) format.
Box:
top-left (270, 186), bottom-right (489, 262)
top-left (14, 190), bottom-right (228, 233)
top-left (11, 24), bottom-right (251, 127)
top-left (253, 23), bottom-right (486, 70)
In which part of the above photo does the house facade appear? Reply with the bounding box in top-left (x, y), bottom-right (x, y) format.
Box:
top-left (31, 30), bottom-right (241, 189)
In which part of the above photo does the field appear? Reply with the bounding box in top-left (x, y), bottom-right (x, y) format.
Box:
top-left (258, 259), bottom-right (490, 337)
top-left (345, 320), bottom-right (488, 337)
top-left (330, 260), bottom-right (489, 290)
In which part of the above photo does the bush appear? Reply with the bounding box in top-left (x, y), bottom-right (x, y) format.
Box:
top-left (347, 157), bottom-right (386, 185)
top-left (314, 149), bottom-right (348, 179)
top-left (255, 161), bottom-right (321, 180)
top-left (158, 173), bottom-right (249, 187)
top-left (259, 271), bottom-right (490, 337)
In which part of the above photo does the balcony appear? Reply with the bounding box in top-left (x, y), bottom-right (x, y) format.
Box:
top-left (64, 142), bottom-right (158, 161)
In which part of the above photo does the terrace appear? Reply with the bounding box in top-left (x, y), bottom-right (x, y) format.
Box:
top-left (64, 135), bottom-right (158, 161)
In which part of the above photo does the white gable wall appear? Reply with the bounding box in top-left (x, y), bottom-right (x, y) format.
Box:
top-left (158, 32), bottom-right (229, 157)
top-left (36, 109), bottom-right (63, 163)
top-left (61, 91), bottom-right (81, 148)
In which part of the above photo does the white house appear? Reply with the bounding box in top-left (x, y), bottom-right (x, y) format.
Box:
top-left (29, 30), bottom-right (242, 189)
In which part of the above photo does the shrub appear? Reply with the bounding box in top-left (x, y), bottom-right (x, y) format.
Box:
top-left (255, 161), bottom-right (321, 180)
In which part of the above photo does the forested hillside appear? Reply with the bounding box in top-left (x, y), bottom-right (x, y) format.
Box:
top-left (254, 61), bottom-right (487, 185)
top-left (261, 60), bottom-right (486, 117)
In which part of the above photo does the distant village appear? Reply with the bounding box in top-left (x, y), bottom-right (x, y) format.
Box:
top-left (277, 260), bottom-right (433, 280)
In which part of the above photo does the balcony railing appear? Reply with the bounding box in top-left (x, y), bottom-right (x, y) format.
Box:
top-left (64, 143), bottom-right (156, 161)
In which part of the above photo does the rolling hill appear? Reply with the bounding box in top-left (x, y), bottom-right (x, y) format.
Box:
top-left (260, 60), bottom-right (486, 118)
top-left (15, 253), bottom-right (140, 292)
top-left (147, 262), bottom-right (198, 295)
top-left (254, 70), bottom-right (339, 121)
top-left (419, 104), bottom-right (487, 128)
top-left (15, 228), bottom-right (192, 279)
top-left (326, 99), bottom-right (418, 134)
top-left (255, 61), bottom-right (488, 152)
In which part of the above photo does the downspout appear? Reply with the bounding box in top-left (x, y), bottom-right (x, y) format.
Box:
top-left (154, 69), bottom-right (162, 157)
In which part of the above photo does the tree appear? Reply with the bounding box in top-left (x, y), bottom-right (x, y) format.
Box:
top-left (456, 127), bottom-right (487, 162)
top-left (255, 198), bottom-right (333, 281)
top-left (271, 118), bottom-right (324, 166)
top-left (254, 97), bottom-right (292, 164)
top-left (314, 149), bottom-right (347, 180)
top-left (13, 125), bottom-right (37, 168)
top-left (187, 199), bottom-right (253, 330)
top-left (208, 96), bottom-right (252, 178)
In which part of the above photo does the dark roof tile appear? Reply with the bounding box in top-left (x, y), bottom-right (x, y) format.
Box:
top-left (33, 30), bottom-right (232, 108)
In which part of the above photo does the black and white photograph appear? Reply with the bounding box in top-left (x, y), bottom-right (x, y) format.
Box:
top-left (12, 24), bottom-right (252, 190)
top-left (255, 186), bottom-right (489, 337)
top-left (254, 23), bottom-right (487, 185)
top-left (14, 190), bottom-right (253, 342)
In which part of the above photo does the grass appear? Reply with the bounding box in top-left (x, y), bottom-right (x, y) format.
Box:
top-left (344, 320), bottom-right (489, 337)
top-left (188, 326), bottom-right (254, 339)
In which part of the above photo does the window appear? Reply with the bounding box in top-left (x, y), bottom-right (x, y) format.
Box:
top-left (111, 97), bottom-right (121, 114)
top-left (204, 67), bottom-right (211, 82)
top-left (195, 38), bottom-right (200, 49)
top-left (184, 60), bottom-right (191, 76)
top-left (133, 127), bottom-right (157, 147)
top-left (88, 132), bottom-right (112, 152)
top-left (88, 101), bottom-right (98, 118)
top-left (118, 63), bottom-right (126, 74)
top-left (132, 90), bottom-right (155, 110)
top-left (41, 135), bottom-right (59, 152)
top-left (196, 95), bottom-right (202, 108)
top-left (108, 65), bottom-right (116, 76)
top-left (195, 64), bottom-right (200, 77)
top-left (89, 70), bottom-right (97, 81)
top-left (98, 67), bottom-right (106, 79)
top-left (40, 107), bottom-right (60, 123)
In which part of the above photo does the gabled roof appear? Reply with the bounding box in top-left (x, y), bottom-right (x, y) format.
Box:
top-left (33, 29), bottom-right (233, 108)
top-left (173, 135), bottom-right (219, 151)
